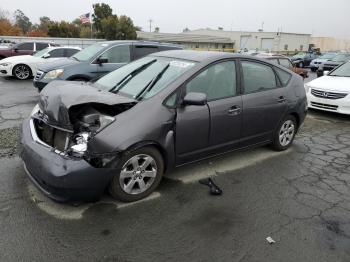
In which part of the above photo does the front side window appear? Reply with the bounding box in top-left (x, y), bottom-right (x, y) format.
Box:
top-left (241, 61), bottom-right (277, 94)
top-left (16, 43), bottom-right (33, 51)
top-left (65, 48), bottom-right (79, 57)
top-left (279, 59), bottom-right (293, 68)
top-left (186, 61), bottom-right (236, 101)
top-left (331, 54), bottom-right (350, 63)
top-left (133, 46), bottom-right (158, 60)
top-left (33, 48), bottom-right (49, 57)
top-left (95, 56), bottom-right (196, 99)
top-left (269, 58), bottom-right (279, 65)
top-left (99, 45), bottom-right (131, 63)
top-left (275, 67), bottom-right (292, 86)
top-left (72, 43), bottom-right (107, 62)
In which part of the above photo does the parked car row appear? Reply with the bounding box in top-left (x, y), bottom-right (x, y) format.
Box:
top-left (17, 41), bottom-right (307, 203)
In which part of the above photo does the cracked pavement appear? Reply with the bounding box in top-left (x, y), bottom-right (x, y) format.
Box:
top-left (0, 74), bottom-right (350, 262)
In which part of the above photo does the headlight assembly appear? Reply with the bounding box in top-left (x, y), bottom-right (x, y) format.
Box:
top-left (43, 69), bottom-right (64, 79)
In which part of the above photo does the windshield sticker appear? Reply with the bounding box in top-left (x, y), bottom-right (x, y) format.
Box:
top-left (170, 61), bottom-right (195, 68)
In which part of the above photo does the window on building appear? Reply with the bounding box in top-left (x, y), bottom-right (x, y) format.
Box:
top-left (284, 44), bottom-right (288, 51)
top-left (300, 45), bottom-right (304, 51)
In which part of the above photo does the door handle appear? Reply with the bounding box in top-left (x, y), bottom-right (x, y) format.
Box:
top-left (277, 96), bottom-right (286, 103)
top-left (227, 106), bottom-right (241, 115)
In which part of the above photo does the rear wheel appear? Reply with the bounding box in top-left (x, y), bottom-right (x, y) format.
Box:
top-left (271, 115), bottom-right (297, 151)
top-left (109, 146), bottom-right (164, 202)
top-left (13, 64), bottom-right (32, 80)
top-left (311, 67), bottom-right (317, 72)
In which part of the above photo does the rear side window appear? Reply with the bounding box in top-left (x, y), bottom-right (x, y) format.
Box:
top-left (269, 58), bottom-right (279, 65)
top-left (16, 42), bottom-right (34, 50)
top-left (48, 48), bottom-right (65, 58)
top-left (241, 61), bottom-right (277, 94)
top-left (100, 45), bottom-right (131, 63)
top-left (133, 46), bottom-right (159, 60)
top-left (275, 67), bottom-right (292, 86)
top-left (36, 43), bottom-right (49, 51)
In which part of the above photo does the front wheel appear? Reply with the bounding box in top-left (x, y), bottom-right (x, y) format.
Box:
top-left (13, 64), bottom-right (32, 80)
top-left (109, 146), bottom-right (164, 202)
top-left (271, 115), bottom-right (297, 151)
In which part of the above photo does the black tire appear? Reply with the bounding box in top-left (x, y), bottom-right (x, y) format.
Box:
top-left (311, 68), bottom-right (317, 72)
top-left (271, 115), bottom-right (297, 151)
top-left (109, 146), bottom-right (164, 202)
top-left (13, 64), bottom-right (32, 80)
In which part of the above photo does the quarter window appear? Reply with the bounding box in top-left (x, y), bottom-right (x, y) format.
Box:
top-left (275, 67), bottom-right (292, 86)
top-left (186, 61), bottom-right (237, 101)
top-left (279, 59), bottom-right (293, 68)
top-left (100, 45), bottom-right (131, 63)
top-left (241, 61), bottom-right (277, 94)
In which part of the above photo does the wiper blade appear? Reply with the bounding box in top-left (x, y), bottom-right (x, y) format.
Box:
top-left (110, 59), bottom-right (157, 93)
top-left (71, 56), bottom-right (79, 61)
top-left (135, 63), bottom-right (170, 100)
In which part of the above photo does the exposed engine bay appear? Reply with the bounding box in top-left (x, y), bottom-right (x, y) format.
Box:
top-left (32, 102), bottom-right (135, 166)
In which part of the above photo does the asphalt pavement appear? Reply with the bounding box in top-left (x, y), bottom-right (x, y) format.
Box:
top-left (1, 72), bottom-right (350, 262)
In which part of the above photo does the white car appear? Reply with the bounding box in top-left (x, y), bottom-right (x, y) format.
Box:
top-left (305, 62), bottom-right (350, 115)
top-left (309, 52), bottom-right (337, 72)
top-left (0, 46), bottom-right (81, 80)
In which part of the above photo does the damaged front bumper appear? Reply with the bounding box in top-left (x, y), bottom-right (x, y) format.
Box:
top-left (20, 118), bottom-right (118, 202)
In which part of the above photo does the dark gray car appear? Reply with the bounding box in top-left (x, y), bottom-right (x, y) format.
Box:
top-left (33, 40), bottom-right (182, 91)
top-left (20, 50), bottom-right (307, 203)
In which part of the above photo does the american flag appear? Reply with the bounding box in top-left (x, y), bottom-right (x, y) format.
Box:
top-left (79, 13), bottom-right (90, 24)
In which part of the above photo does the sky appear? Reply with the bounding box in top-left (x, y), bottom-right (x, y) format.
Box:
top-left (1, 0), bottom-right (350, 38)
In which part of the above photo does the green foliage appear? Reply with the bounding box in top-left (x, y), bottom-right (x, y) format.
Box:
top-left (99, 14), bottom-right (137, 40)
top-left (92, 3), bottom-right (113, 32)
top-left (14, 9), bottom-right (32, 34)
top-left (48, 21), bottom-right (80, 38)
top-left (38, 16), bottom-right (52, 32)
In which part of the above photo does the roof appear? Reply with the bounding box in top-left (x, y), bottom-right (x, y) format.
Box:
top-left (95, 40), bottom-right (182, 48)
top-left (137, 31), bottom-right (234, 44)
top-left (150, 50), bottom-right (238, 62)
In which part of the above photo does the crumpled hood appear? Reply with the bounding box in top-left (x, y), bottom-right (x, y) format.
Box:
top-left (38, 80), bottom-right (135, 129)
top-left (38, 57), bottom-right (79, 72)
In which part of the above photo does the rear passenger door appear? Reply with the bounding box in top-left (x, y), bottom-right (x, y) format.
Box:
top-left (96, 44), bottom-right (131, 75)
top-left (239, 59), bottom-right (288, 146)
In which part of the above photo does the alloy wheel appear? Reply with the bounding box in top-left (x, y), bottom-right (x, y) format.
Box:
top-left (14, 65), bottom-right (30, 80)
top-left (279, 120), bottom-right (295, 147)
top-left (119, 154), bottom-right (158, 195)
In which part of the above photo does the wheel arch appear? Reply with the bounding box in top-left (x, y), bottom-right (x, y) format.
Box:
top-left (66, 74), bottom-right (91, 81)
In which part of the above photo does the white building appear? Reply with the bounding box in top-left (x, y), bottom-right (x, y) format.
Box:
top-left (183, 29), bottom-right (311, 54)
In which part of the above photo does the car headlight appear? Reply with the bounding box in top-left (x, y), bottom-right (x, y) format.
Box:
top-left (304, 83), bottom-right (311, 93)
top-left (30, 104), bottom-right (40, 116)
top-left (98, 115), bottom-right (115, 132)
top-left (0, 62), bottom-right (11, 67)
top-left (43, 69), bottom-right (64, 79)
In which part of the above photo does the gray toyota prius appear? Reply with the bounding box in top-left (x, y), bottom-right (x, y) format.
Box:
top-left (20, 50), bottom-right (307, 202)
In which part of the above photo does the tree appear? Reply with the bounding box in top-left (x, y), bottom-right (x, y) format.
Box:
top-left (99, 15), bottom-right (137, 40)
top-left (26, 29), bottom-right (48, 37)
top-left (183, 27), bottom-right (190, 32)
top-left (80, 26), bottom-right (92, 38)
top-left (92, 3), bottom-right (113, 32)
top-left (154, 27), bottom-right (160, 33)
top-left (48, 21), bottom-right (80, 38)
top-left (0, 19), bottom-right (21, 36)
top-left (14, 9), bottom-right (32, 34)
top-left (38, 16), bottom-right (52, 32)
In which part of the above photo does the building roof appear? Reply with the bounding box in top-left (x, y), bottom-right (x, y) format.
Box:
top-left (187, 28), bottom-right (311, 36)
top-left (137, 31), bottom-right (234, 44)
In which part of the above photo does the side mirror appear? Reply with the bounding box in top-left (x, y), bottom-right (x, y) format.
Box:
top-left (183, 92), bottom-right (207, 106)
top-left (42, 53), bottom-right (50, 59)
top-left (13, 48), bottom-right (18, 52)
top-left (97, 57), bottom-right (108, 65)
top-left (323, 71), bottom-right (329, 75)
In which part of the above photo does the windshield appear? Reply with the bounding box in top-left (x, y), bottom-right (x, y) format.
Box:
top-left (292, 53), bottom-right (305, 59)
top-left (95, 56), bottom-right (197, 99)
top-left (331, 54), bottom-right (350, 62)
top-left (329, 62), bottom-right (350, 77)
top-left (319, 53), bottom-right (336, 59)
top-left (71, 43), bottom-right (107, 62)
top-left (33, 48), bottom-right (49, 57)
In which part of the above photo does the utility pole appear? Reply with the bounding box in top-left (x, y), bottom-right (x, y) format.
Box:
top-left (149, 19), bottom-right (153, 32)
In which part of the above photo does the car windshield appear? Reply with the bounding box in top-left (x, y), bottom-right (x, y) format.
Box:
top-left (319, 53), bottom-right (336, 59)
top-left (71, 43), bottom-right (107, 62)
top-left (32, 48), bottom-right (49, 57)
top-left (95, 56), bottom-right (197, 99)
top-left (331, 54), bottom-right (350, 62)
top-left (329, 62), bottom-right (350, 77)
top-left (293, 53), bottom-right (305, 59)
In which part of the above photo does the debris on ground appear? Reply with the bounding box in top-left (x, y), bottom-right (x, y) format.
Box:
top-left (199, 177), bottom-right (223, 195)
top-left (266, 236), bottom-right (276, 244)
